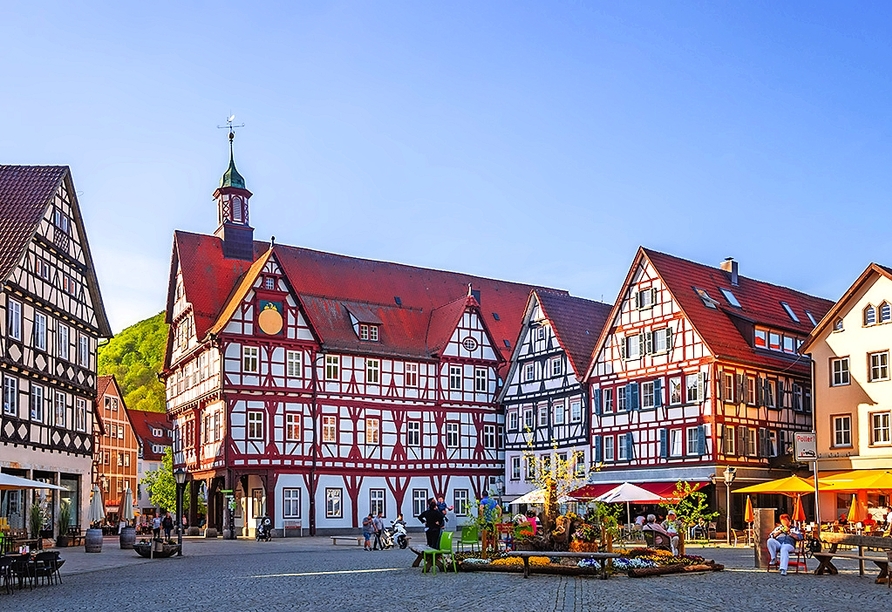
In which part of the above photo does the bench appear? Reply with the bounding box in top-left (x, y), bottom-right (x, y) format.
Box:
top-left (507, 551), bottom-right (620, 579)
top-left (330, 535), bottom-right (363, 546)
top-left (283, 520), bottom-right (303, 537)
top-left (814, 552), bottom-right (892, 583)
top-left (408, 544), bottom-right (452, 572)
top-left (818, 532), bottom-right (892, 583)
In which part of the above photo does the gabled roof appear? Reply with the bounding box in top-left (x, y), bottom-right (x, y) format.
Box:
top-left (426, 295), bottom-right (476, 357)
top-left (0, 165), bottom-right (111, 336)
top-left (127, 409), bottom-right (171, 462)
top-left (535, 291), bottom-right (612, 376)
top-left (589, 247), bottom-right (833, 377)
top-left (801, 262), bottom-right (892, 353)
top-left (171, 232), bottom-right (562, 363)
top-left (96, 374), bottom-right (136, 433)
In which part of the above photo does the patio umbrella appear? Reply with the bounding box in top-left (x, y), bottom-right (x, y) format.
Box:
top-left (734, 475), bottom-right (815, 496)
top-left (744, 496), bottom-right (754, 524)
top-left (0, 473), bottom-right (66, 491)
top-left (792, 494), bottom-right (807, 524)
top-left (88, 485), bottom-right (106, 526)
top-left (120, 484), bottom-right (135, 525)
top-left (847, 495), bottom-right (863, 524)
top-left (594, 483), bottom-right (666, 529)
top-left (509, 488), bottom-right (576, 506)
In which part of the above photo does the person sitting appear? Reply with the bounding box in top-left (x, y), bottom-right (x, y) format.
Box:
top-left (661, 510), bottom-right (682, 555)
top-left (525, 509), bottom-right (538, 536)
top-left (767, 513), bottom-right (802, 576)
top-left (642, 514), bottom-right (673, 550)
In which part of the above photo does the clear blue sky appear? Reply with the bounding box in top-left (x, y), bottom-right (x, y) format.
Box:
top-left (3, 2), bottom-right (892, 332)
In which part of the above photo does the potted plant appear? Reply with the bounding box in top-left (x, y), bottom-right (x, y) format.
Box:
top-left (29, 502), bottom-right (45, 542)
top-left (56, 501), bottom-right (72, 547)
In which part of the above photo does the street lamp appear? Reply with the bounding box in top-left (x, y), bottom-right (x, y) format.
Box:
top-left (723, 467), bottom-right (737, 545)
top-left (174, 468), bottom-right (187, 556)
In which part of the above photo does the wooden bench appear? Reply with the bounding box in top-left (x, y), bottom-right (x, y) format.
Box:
top-left (330, 535), bottom-right (363, 546)
top-left (814, 552), bottom-right (891, 582)
top-left (507, 551), bottom-right (620, 579)
top-left (283, 520), bottom-right (303, 537)
top-left (817, 532), bottom-right (892, 583)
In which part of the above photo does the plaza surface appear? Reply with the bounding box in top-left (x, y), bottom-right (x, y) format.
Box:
top-left (8, 536), bottom-right (888, 611)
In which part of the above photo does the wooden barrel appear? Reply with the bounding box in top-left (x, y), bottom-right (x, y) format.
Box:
top-left (85, 528), bottom-right (103, 553)
top-left (119, 526), bottom-right (136, 549)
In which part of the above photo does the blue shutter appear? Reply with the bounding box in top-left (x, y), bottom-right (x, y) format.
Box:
top-left (653, 378), bottom-right (663, 408)
top-left (697, 425), bottom-right (706, 456)
top-left (626, 432), bottom-right (634, 460)
top-left (593, 388), bottom-right (602, 416)
top-left (594, 435), bottom-right (602, 463)
top-left (628, 382), bottom-right (640, 411)
top-left (659, 428), bottom-right (668, 458)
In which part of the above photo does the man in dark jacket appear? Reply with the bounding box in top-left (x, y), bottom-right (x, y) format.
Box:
top-left (418, 499), bottom-right (445, 548)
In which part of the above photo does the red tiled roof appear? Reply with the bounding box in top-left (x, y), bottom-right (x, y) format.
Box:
top-left (96, 375), bottom-right (114, 399)
top-left (426, 295), bottom-right (476, 357)
top-left (127, 410), bottom-right (171, 461)
top-left (536, 291), bottom-right (612, 377)
top-left (643, 248), bottom-right (834, 371)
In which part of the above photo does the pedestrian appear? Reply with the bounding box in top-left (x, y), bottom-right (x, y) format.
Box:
top-left (479, 492), bottom-right (501, 555)
top-left (181, 514), bottom-right (188, 533)
top-left (152, 514), bottom-right (162, 540)
top-left (361, 513), bottom-right (374, 551)
top-left (372, 511), bottom-right (385, 550)
top-left (436, 496), bottom-right (453, 522)
top-left (418, 499), bottom-right (446, 548)
top-left (162, 511), bottom-right (174, 540)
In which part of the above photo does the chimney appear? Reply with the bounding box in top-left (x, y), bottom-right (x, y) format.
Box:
top-left (720, 257), bottom-right (739, 286)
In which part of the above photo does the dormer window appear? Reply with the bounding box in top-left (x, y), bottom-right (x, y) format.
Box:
top-left (359, 323), bottom-right (379, 341)
top-left (865, 305), bottom-right (877, 326)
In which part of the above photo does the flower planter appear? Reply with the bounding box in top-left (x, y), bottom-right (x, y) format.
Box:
top-left (569, 541), bottom-right (601, 553)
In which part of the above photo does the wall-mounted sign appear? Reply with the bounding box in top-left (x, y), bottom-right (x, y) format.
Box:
top-left (794, 432), bottom-right (817, 462)
top-left (258, 300), bottom-right (284, 335)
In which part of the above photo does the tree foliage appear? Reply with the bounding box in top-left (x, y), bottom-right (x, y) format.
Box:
top-left (659, 481), bottom-right (719, 530)
top-left (98, 311), bottom-right (168, 413)
top-left (141, 447), bottom-right (203, 517)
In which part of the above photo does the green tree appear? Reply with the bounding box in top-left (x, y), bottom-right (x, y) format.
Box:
top-left (659, 480), bottom-right (719, 536)
top-left (141, 447), bottom-right (204, 519)
top-left (97, 311), bottom-right (168, 413)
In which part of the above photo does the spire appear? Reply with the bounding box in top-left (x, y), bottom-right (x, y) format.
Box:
top-left (220, 129), bottom-right (246, 190)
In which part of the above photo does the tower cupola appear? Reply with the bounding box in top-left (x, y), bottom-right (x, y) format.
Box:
top-left (213, 125), bottom-right (254, 260)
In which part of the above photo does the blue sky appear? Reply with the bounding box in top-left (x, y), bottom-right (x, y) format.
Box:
top-left (3, 2), bottom-right (892, 332)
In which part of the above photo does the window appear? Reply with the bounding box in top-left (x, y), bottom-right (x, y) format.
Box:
top-left (405, 363), bottom-right (418, 387)
top-left (285, 413), bottom-right (301, 441)
top-left (537, 403), bottom-right (548, 427)
top-left (669, 377), bottom-right (681, 405)
top-left (78, 335), bottom-right (90, 367)
top-left (446, 422), bottom-right (459, 448)
top-left (747, 377), bottom-right (757, 404)
top-left (685, 374), bottom-right (700, 403)
top-left (449, 366), bottom-right (462, 390)
top-left (617, 386), bottom-right (627, 412)
top-left (720, 288), bottom-right (741, 308)
top-left (454, 489), bottom-right (469, 516)
top-left (746, 428), bottom-right (756, 456)
top-left (507, 409), bottom-right (519, 431)
top-left (724, 425), bottom-right (735, 455)
top-left (871, 412), bottom-right (891, 445)
top-left (523, 407), bottom-right (534, 429)
top-left (322, 415), bottom-right (337, 443)
top-left (603, 436), bottom-right (615, 462)
top-left (369, 489), bottom-right (385, 516)
top-left (358, 323), bottom-right (378, 341)
top-left (553, 400), bottom-right (565, 425)
top-left (475, 367), bottom-right (487, 392)
top-left (366, 359), bottom-right (380, 384)
top-left (242, 346), bottom-right (259, 373)
top-left (870, 351), bottom-right (890, 382)
top-left (34, 312), bottom-right (47, 351)
top-left (286, 350), bottom-right (302, 378)
top-left (54, 391), bottom-right (65, 427)
top-left (686, 427), bottom-right (699, 456)
top-left (831, 358), bottom-right (850, 386)
top-left (641, 382), bottom-right (655, 409)
top-left (865, 305), bottom-right (877, 326)
top-left (765, 379), bottom-right (776, 408)
top-left (55, 209), bottom-right (70, 234)
top-left (624, 335), bottom-right (641, 359)
top-left (325, 488), bottom-right (342, 519)
top-left (723, 373), bottom-right (735, 403)
top-left (536, 326), bottom-right (546, 341)
top-left (117, 452), bottom-right (124, 466)
top-left (58, 323), bottom-right (69, 359)
top-left (570, 400), bottom-right (582, 423)
top-left (7, 299), bottom-right (21, 340)
top-left (511, 456), bottom-right (521, 480)
top-left (283, 489), bottom-right (301, 518)
top-left (551, 357), bottom-right (562, 377)
top-left (525, 456), bottom-right (536, 480)
top-left (248, 410), bottom-right (263, 440)
top-left (407, 421), bottom-right (420, 446)
top-left (767, 430), bottom-right (778, 456)
top-left (483, 424), bottom-right (496, 449)
top-left (694, 287), bottom-right (718, 308)
top-left (263, 276), bottom-right (275, 290)
top-left (524, 363), bottom-right (535, 382)
top-left (783, 336), bottom-right (796, 354)
top-left (833, 415), bottom-right (852, 447)
top-left (325, 355), bottom-right (339, 380)
top-left (781, 302), bottom-right (800, 323)
top-left (412, 489), bottom-right (428, 518)
top-left (670, 429), bottom-right (682, 457)
top-left (30, 385), bottom-right (44, 422)
top-left (769, 332), bottom-right (781, 351)
top-left (834, 318), bottom-right (844, 332)
top-left (35, 257), bottom-right (50, 280)
top-left (366, 418), bottom-right (380, 445)
top-left (755, 328), bottom-right (767, 348)
top-left (636, 288), bottom-right (655, 309)
top-left (2, 376), bottom-right (16, 416)
top-left (617, 434), bottom-right (629, 460)
top-left (75, 398), bottom-right (86, 431)
top-left (105, 396), bottom-right (119, 412)
top-left (882, 303), bottom-right (892, 324)
top-left (652, 327), bottom-right (672, 353)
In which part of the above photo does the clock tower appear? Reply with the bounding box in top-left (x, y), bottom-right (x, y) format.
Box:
top-left (213, 129), bottom-right (254, 260)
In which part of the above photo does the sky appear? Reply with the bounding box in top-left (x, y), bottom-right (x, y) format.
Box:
top-left (3, 1), bottom-right (892, 333)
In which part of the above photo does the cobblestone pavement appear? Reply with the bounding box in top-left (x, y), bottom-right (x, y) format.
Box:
top-left (6, 537), bottom-right (889, 611)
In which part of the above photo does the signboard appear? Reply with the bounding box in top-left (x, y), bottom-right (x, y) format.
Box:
top-left (793, 432), bottom-right (817, 462)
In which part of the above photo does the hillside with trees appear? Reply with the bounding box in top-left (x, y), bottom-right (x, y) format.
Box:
top-left (97, 311), bottom-right (168, 413)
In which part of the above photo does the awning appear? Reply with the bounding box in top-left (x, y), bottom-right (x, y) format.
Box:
top-left (570, 481), bottom-right (707, 501)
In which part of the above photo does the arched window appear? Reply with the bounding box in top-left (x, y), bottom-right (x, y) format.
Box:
top-left (864, 305), bottom-right (877, 326)
top-left (833, 318), bottom-right (844, 332)
top-left (231, 196), bottom-right (243, 223)
top-left (881, 302), bottom-right (891, 323)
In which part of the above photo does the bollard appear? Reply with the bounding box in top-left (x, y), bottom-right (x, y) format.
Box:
top-left (753, 508), bottom-right (775, 568)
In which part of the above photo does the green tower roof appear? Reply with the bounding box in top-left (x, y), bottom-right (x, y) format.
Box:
top-left (220, 134), bottom-right (246, 189)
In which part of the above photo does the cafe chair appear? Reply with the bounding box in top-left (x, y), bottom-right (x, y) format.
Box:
top-left (9, 554), bottom-right (34, 590)
top-left (422, 531), bottom-right (457, 574)
top-left (0, 556), bottom-right (13, 594)
top-left (766, 539), bottom-right (808, 574)
top-left (642, 530), bottom-right (672, 551)
top-left (34, 551), bottom-right (62, 585)
top-left (458, 524), bottom-right (479, 553)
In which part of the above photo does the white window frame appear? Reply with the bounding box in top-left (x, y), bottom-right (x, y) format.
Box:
top-left (322, 415), bottom-right (337, 443)
top-left (507, 409), bottom-right (519, 431)
top-left (242, 346), bottom-right (259, 373)
top-left (669, 377), bottom-right (682, 405)
top-left (412, 489), bottom-right (428, 518)
top-left (624, 335), bottom-right (641, 360)
top-left (524, 362), bottom-right (535, 382)
top-left (603, 436), bottom-right (615, 462)
top-left (449, 365), bottom-right (462, 390)
top-left (686, 426), bottom-right (699, 456)
top-left (551, 357), bottom-right (562, 377)
top-left (366, 359), bottom-right (380, 384)
top-left (75, 397), bottom-right (86, 432)
top-left (285, 412), bottom-right (301, 441)
top-left (286, 350), bottom-right (302, 378)
top-left (366, 417), bottom-right (380, 445)
top-left (669, 429), bottom-right (683, 457)
top-left (617, 433), bottom-right (628, 461)
top-left (446, 422), bottom-right (459, 448)
top-left (685, 374), bottom-right (699, 403)
top-left (405, 362), bottom-right (418, 387)
top-left (54, 391), bottom-right (65, 427)
top-left (724, 425), bottom-right (736, 455)
top-left (474, 367), bottom-right (487, 392)
top-left (3, 376), bottom-right (18, 416)
top-left (407, 420), bottom-right (420, 446)
top-left (369, 488), bottom-right (385, 516)
top-left (57, 323), bottom-right (69, 360)
top-left (870, 351), bottom-right (889, 382)
top-left (523, 407), bottom-right (534, 430)
top-left (617, 386), bottom-right (627, 412)
top-left (483, 424), bottom-right (496, 449)
top-left (325, 488), bottom-right (342, 519)
top-left (871, 412), bottom-right (891, 445)
top-left (642, 381), bottom-right (655, 409)
top-left (325, 355), bottom-right (339, 380)
top-left (833, 415), bottom-right (852, 447)
top-left (569, 399), bottom-right (582, 423)
top-left (31, 384), bottom-right (44, 422)
top-left (454, 489), bottom-right (469, 516)
top-left (7, 299), bottom-right (21, 341)
top-left (603, 388), bottom-right (613, 413)
top-left (510, 456), bottom-right (521, 480)
top-left (831, 357), bottom-right (850, 386)
top-left (553, 399), bottom-right (565, 425)
top-left (34, 312), bottom-right (47, 351)
top-left (283, 488), bottom-right (301, 518)
top-left (537, 403), bottom-right (548, 427)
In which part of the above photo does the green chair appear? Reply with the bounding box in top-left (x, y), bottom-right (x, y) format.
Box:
top-left (422, 531), bottom-right (456, 574)
top-left (459, 524), bottom-right (479, 553)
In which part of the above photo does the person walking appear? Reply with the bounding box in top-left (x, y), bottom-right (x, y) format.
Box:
top-left (152, 514), bottom-right (162, 540)
top-left (361, 513), bottom-right (374, 551)
top-left (372, 511), bottom-right (385, 550)
top-left (162, 512), bottom-right (174, 541)
top-left (418, 499), bottom-right (445, 548)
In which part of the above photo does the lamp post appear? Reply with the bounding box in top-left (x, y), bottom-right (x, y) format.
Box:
top-left (174, 468), bottom-right (186, 556)
top-left (723, 467), bottom-right (737, 545)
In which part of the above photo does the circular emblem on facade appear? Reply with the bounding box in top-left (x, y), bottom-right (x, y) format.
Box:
top-left (258, 302), bottom-right (284, 335)
top-left (462, 336), bottom-right (478, 352)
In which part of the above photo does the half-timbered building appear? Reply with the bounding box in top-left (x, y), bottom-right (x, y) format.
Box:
top-left (586, 248), bottom-right (832, 530)
top-left (0, 165), bottom-right (111, 534)
top-left (500, 290), bottom-right (611, 499)
top-left (128, 409), bottom-right (172, 517)
top-left (93, 375), bottom-right (138, 519)
top-left (163, 137), bottom-right (560, 536)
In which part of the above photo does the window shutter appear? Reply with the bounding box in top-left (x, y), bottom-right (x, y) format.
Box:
top-left (594, 435), bottom-right (602, 463)
top-left (804, 387), bottom-right (812, 412)
top-left (593, 388), bottom-right (602, 416)
top-left (651, 287), bottom-right (657, 305)
top-left (639, 332), bottom-right (646, 355)
top-left (791, 384), bottom-right (801, 411)
top-left (758, 378), bottom-right (767, 407)
top-left (737, 374), bottom-right (746, 401)
top-left (653, 378), bottom-right (663, 408)
top-left (628, 382), bottom-right (640, 411)
top-left (697, 425), bottom-right (707, 456)
top-left (758, 428), bottom-right (768, 457)
top-left (634, 291), bottom-right (641, 309)
top-left (626, 432), bottom-right (634, 460)
top-left (665, 327), bottom-right (673, 351)
top-left (644, 331), bottom-right (653, 355)
top-left (779, 430), bottom-right (787, 455)
top-left (738, 426), bottom-right (747, 457)
top-left (716, 371), bottom-right (723, 401)
top-left (696, 372), bottom-right (705, 402)
top-left (777, 380), bottom-right (785, 408)
top-left (619, 337), bottom-right (626, 359)
top-left (717, 424), bottom-right (725, 454)
top-left (659, 428), bottom-right (668, 458)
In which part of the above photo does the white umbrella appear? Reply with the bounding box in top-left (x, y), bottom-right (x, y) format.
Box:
top-left (0, 473), bottom-right (66, 491)
top-left (594, 482), bottom-right (666, 530)
top-left (120, 484), bottom-right (135, 524)
top-left (88, 485), bottom-right (106, 526)
top-left (509, 488), bottom-right (576, 506)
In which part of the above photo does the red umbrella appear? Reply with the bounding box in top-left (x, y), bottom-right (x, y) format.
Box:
top-left (792, 494), bottom-right (807, 523)
top-left (744, 496), bottom-right (754, 524)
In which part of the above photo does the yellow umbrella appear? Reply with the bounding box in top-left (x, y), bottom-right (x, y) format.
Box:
top-left (847, 495), bottom-right (863, 524)
top-left (744, 496), bottom-right (755, 524)
top-left (734, 475), bottom-right (815, 496)
top-left (792, 494), bottom-right (807, 523)
top-left (837, 471), bottom-right (892, 492)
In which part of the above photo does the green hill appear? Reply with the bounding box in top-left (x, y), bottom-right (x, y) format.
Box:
top-left (98, 311), bottom-right (168, 413)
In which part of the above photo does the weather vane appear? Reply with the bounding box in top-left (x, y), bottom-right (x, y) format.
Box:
top-left (217, 114), bottom-right (245, 143)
